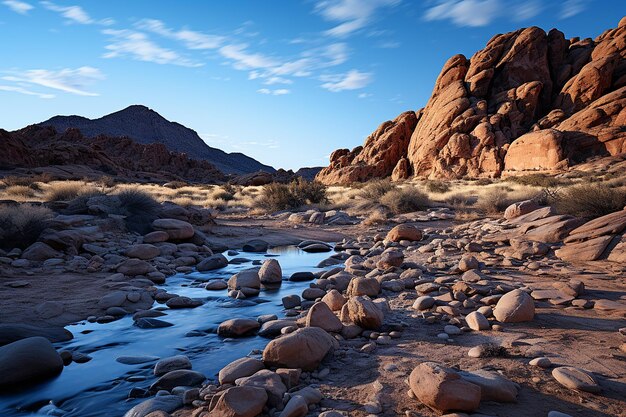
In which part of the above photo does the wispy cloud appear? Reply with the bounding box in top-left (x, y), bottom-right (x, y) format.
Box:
top-left (102, 29), bottom-right (202, 67)
top-left (40, 0), bottom-right (112, 25)
top-left (135, 19), bottom-right (224, 50)
top-left (424, 0), bottom-right (542, 27)
top-left (219, 44), bottom-right (279, 70)
top-left (2, 66), bottom-right (104, 96)
top-left (0, 85), bottom-right (54, 99)
top-left (320, 69), bottom-right (372, 92)
top-left (314, 0), bottom-right (400, 37)
top-left (561, 0), bottom-right (586, 19)
top-left (424, 0), bottom-right (500, 27)
top-left (257, 88), bottom-right (290, 96)
top-left (3, 0), bottom-right (33, 14)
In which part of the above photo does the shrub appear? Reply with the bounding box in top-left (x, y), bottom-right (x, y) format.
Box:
top-left (116, 189), bottom-right (161, 233)
top-left (445, 193), bottom-right (476, 208)
top-left (473, 178), bottom-right (493, 186)
top-left (4, 185), bottom-right (36, 199)
top-left (425, 180), bottom-right (451, 194)
top-left (475, 187), bottom-right (513, 214)
top-left (506, 174), bottom-right (568, 188)
top-left (555, 184), bottom-right (626, 219)
top-left (362, 210), bottom-right (388, 226)
top-left (212, 190), bottom-right (235, 201)
top-left (380, 187), bottom-right (430, 214)
top-left (46, 182), bottom-right (93, 202)
top-left (289, 178), bottom-right (327, 205)
top-left (221, 183), bottom-right (236, 194)
top-left (360, 179), bottom-right (396, 200)
top-left (1, 174), bottom-right (51, 188)
top-left (63, 191), bottom-right (107, 214)
top-left (0, 204), bottom-right (53, 250)
top-left (97, 175), bottom-right (116, 189)
top-left (256, 179), bottom-right (327, 212)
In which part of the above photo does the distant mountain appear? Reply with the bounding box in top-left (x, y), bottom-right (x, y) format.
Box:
top-left (295, 167), bottom-right (323, 181)
top-left (38, 105), bottom-right (275, 175)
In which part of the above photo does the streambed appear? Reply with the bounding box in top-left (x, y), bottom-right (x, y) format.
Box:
top-left (0, 245), bottom-right (338, 417)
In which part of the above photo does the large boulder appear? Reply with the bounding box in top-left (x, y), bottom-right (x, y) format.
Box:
top-left (386, 224), bottom-right (423, 242)
top-left (0, 337), bottom-right (64, 389)
top-left (152, 218), bottom-right (194, 240)
top-left (217, 318), bottom-right (261, 337)
top-left (504, 200), bottom-right (541, 220)
top-left (262, 327), bottom-right (338, 371)
top-left (503, 129), bottom-right (567, 173)
top-left (236, 369), bottom-right (287, 407)
top-left (409, 362), bottom-right (481, 413)
top-left (209, 386), bottom-right (267, 417)
top-left (346, 276), bottom-right (380, 297)
top-left (125, 244), bottom-right (160, 260)
top-left (305, 302), bottom-right (343, 332)
top-left (259, 259), bottom-right (282, 285)
top-left (21, 242), bottom-right (61, 261)
top-left (345, 296), bottom-right (384, 330)
top-left (197, 254), bottom-right (228, 271)
top-left (493, 289), bottom-right (535, 323)
top-left (218, 357), bottom-right (265, 385)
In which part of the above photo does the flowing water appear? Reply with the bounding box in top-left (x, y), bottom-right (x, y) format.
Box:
top-left (0, 245), bottom-right (338, 417)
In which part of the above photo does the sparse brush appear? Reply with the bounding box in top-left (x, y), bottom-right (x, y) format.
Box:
top-left (212, 190), bottom-right (235, 201)
top-left (445, 192), bottom-right (476, 208)
top-left (554, 183), bottom-right (626, 219)
top-left (360, 178), bottom-right (397, 200)
top-left (221, 183), bottom-right (236, 194)
top-left (4, 185), bottom-right (36, 199)
top-left (380, 187), bottom-right (430, 214)
top-left (289, 178), bottom-right (327, 205)
top-left (425, 180), bottom-right (451, 194)
top-left (475, 187), bottom-right (513, 214)
top-left (46, 182), bottom-right (95, 202)
top-left (256, 183), bottom-right (302, 212)
top-left (116, 189), bottom-right (161, 233)
top-left (363, 210), bottom-right (389, 226)
top-left (97, 175), bottom-right (116, 189)
top-left (0, 204), bottom-right (53, 250)
top-left (505, 173), bottom-right (569, 188)
top-left (163, 181), bottom-right (187, 189)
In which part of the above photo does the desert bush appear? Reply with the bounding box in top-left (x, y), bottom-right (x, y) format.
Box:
top-left (46, 182), bottom-right (94, 202)
top-left (425, 180), bottom-right (451, 194)
top-left (97, 175), bottom-right (116, 189)
top-left (0, 204), bottom-right (53, 250)
top-left (554, 184), bottom-right (626, 219)
top-left (1, 173), bottom-right (51, 188)
top-left (506, 174), bottom-right (568, 188)
top-left (116, 189), bottom-right (161, 233)
top-left (475, 187), bottom-right (513, 214)
top-left (473, 178), bottom-right (493, 186)
top-left (445, 192), bottom-right (476, 208)
top-left (4, 185), bottom-right (36, 199)
top-left (212, 190), bottom-right (235, 201)
top-left (221, 183), bottom-right (236, 194)
top-left (380, 187), bottom-right (430, 214)
top-left (256, 179), bottom-right (327, 211)
top-left (360, 178), bottom-right (397, 200)
top-left (362, 210), bottom-right (388, 226)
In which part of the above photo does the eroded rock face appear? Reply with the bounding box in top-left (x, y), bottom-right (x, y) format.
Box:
top-left (317, 20), bottom-right (626, 183)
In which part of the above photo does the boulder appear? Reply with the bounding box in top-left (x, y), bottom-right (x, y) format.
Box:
top-left (465, 311), bottom-right (490, 331)
top-left (218, 318), bottom-right (261, 337)
top-left (197, 254), bottom-right (228, 271)
top-left (0, 337), bottom-right (63, 389)
top-left (306, 302), bottom-right (343, 332)
top-left (459, 369), bottom-right (519, 402)
top-left (321, 289), bottom-right (347, 311)
top-left (152, 218), bottom-right (194, 240)
top-left (377, 249), bottom-right (404, 269)
top-left (346, 296), bottom-right (384, 330)
top-left (209, 386), bottom-right (267, 417)
top-left (504, 200), bottom-right (541, 220)
top-left (125, 244), bottom-right (160, 260)
top-left (346, 276), bottom-right (380, 297)
top-left (154, 355), bottom-right (192, 376)
top-left (236, 369), bottom-right (287, 407)
top-left (259, 259), bottom-right (282, 285)
top-left (219, 357), bottom-right (265, 385)
top-left (262, 327), bottom-right (338, 371)
top-left (409, 362), bottom-right (481, 413)
top-left (117, 259), bottom-right (155, 276)
top-left (21, 242), bottom-right (61, 261)
top-left (386, 224), bottom-right (423, 242)
top-left (493, 289), bottom-right (535, 323)
top-left (149, 369), bottom-right (205, 392)
top-left (552, 366), bottom-right (601, 393)
top-left (242, 239), bottom-right (269, 252)
top-left (123, 395), bottom-right (183, 417)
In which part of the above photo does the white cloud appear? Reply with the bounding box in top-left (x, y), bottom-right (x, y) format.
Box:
top-left (3, 0), bottom-right (33, 14)
top-left (40, 0), bottom-right (113, 25)
top-left (314, 0), bottom-right (400, 37)
top-left (320, 69), bottom-right (372, 92)
top-left (376, 40), bottom-right (400, 48)
top-left (424, 0), bottom-right (500, 27)
top-left (257, 88), bottom-right (291, 96)
top-left (561, 0), bottom-right (586, 19)
top-left (0, 85), bottom-right (54, 99)
top-left (358, 92), bottom-right (372, 99)
top-left (219, 44), bottom-right (279, 70)
top-left (263, 76), bottom-right (293, 85)
top-left (102, 29), bottom-right (202, 67)
top-left (136, 19), bottom-right (224, 50)
top-left (2, 66), bottom-right (104, 96)
top-left (514, 1), bottom-right (542, 21)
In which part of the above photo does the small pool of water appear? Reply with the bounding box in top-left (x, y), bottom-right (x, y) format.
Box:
top-left (0, 245), bottom-right (339, 417)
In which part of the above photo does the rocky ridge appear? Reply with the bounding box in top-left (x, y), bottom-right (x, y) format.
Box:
top-left (317, 18), bottom-right (626, 184)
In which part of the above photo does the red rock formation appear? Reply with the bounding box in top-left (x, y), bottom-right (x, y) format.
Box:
top-left (0, 126), bottom-right (227, 183)
top-left (317, 18), bottom-right (626, 184)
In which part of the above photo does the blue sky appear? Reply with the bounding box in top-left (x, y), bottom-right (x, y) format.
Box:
top-left (0, 0), bottom-right (624, 170)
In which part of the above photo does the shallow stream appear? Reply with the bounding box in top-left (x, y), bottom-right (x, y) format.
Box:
top-left (0, 245), bottom-right (337, 416)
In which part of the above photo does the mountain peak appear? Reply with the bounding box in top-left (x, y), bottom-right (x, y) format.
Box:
top-left (38, 106), bottom-right (276, 175)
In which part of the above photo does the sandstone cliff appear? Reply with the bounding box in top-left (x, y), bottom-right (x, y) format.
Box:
top-left (317, 17), bottom-right (626, 184)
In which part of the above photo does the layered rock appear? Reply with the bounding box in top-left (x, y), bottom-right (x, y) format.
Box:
top-left (318, 19), bottom-right (626, 183)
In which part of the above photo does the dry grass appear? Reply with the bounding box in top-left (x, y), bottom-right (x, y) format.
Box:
top-left (0, 204), bottom-right (53, 250)
top-left (379, 187), bottom-right (430, 214)
top-left (46, 181), bottom-right (97, 202)
top-left (554, 183), bottom-right (626, 219)
top-left (4, 185), bottom-right (36, 200)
